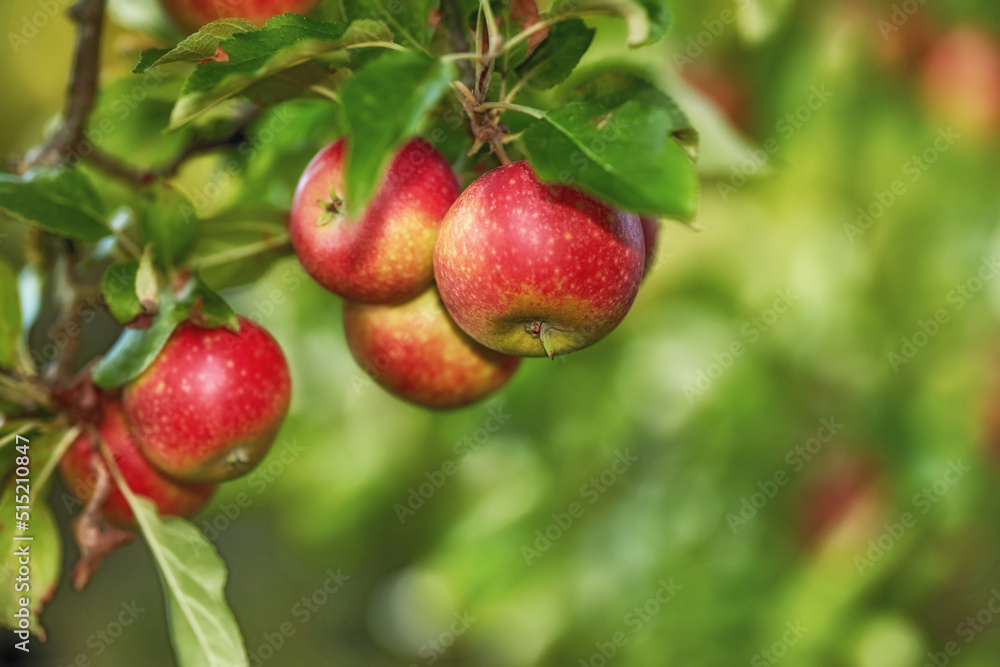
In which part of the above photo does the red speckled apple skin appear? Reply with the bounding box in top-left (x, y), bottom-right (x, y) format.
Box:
top-left (60, 400), bottom-right (216, 528)
top-left (162, 0), bottom-right (321, 33)
top-left (123, 317), bottom-right (291, 483)
top-left (290, 138), bottom-right (460, 304)
top-left (434, 161), bottom-right (644, 357)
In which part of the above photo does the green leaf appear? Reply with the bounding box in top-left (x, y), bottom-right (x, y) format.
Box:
top-left (115, 474), bottom-right (248, 667)
top-left (186, 274), bottom-right (239, 331)
top-left (134, 18), bottom-right (258, 73)
top-left (340, 51), bottom-right (455, 218)
top-left (0, 169), bottom-right (110, 241)
top-left (102, 262), bottom-right (143, 324)
top-left (517, 19), bottom-right (594, 90)
top-left (564, 65), bottom-right (697, 152)
top-left (0, 259), bottom-right (20, 369)
top-left (343, 0), bottom-right (438, 46)
top-left (92, 274), bottom-right (240, 388)
top-left (549, 0), bottom-right (672, 47)
top-left (169, 15), bottom-right (367, 129)
top-left (136, 246), bottom-right (161, 311)
top-left (137, 184), bottom-right (199, 267)
top-left (0, 427), bottom-right (75, 639)
top-left (188, 204), bottom-right (293, 289)
top-left (522, 100), bottom-right (698, 221)
top-left (92, 296), bottom-right (187, 389)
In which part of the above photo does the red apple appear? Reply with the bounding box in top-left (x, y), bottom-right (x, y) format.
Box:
top-left (433, 161), bottom-right (644, 358)
top-left (639, 215), bottom-right (659, 278)
top-left (123, 317), bottom-right (291, 483)
top-left (60, 399), bottom-right (216, 528)
top-left (290, 138), bottom-right (459, 304)
top-left (161, 0), bottom-right (321, 33)
top-left (343, 287), bottom-right (521, 409)
top-left (920, 26), bottom-right (1000, 136)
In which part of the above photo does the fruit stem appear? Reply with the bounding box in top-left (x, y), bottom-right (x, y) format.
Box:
top-left (527, 321), bottom-right (558, 359)
top-left (474, 102), bottom-right (544, 119)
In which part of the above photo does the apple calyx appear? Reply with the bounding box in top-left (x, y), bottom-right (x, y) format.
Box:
top-left (317, 195), bottom-right (344, 226)
top-left (526, 321), bottom-right (558, 360)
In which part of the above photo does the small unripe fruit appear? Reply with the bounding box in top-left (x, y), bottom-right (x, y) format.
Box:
top-left (434, 161), bottom-right (644, 358)
top-left (60, 400), bottom-right (216, 528)
top-left (123, 317), bottom-right (291, 483)
top-left (343, 287), bottom-right (520, 409)
top-left (291, 138), bottom-right (459, 304)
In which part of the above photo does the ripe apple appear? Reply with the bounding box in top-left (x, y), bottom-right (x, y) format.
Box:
top-left (920, 26), bottom-right (1000, 136)
top-left (123, 317), bottom-right (291, 483)
top-left (343, 287), bottom-right (521, 409)
top-left (639, 215), bottom-right (659, 278)
top-left (161, 0), bottom-right (321, 33)
top-left (60, 399), bottom-right (216, 528)
top-left (433, 161), bottom-right (644, 358)
top-left (290, 138), bottom-right (459, 304)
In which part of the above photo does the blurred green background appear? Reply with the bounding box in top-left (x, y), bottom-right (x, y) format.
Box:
top-left (5, 0), bottom-right (1000, 665)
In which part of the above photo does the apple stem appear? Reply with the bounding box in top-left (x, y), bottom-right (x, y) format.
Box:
top-left (527, 321), bottom-right (557, 359)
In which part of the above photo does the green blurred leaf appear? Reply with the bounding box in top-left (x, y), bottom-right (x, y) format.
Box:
top-left (0, 427), bottom-right (75, 639)
top-left (169, 15), bottom-right (380, 129)
top-left (102, 262), bottom-right (142, 325)
top-left (189, 204), bottom-right (293, 289)
top-left (517, 19), bottom-right (594, 90)
top-left (737, 0), bottom-right (796, 43)
top-left (0, 170), bottom-right (109, 241)
top-left (92, 297), bottom-right (186, 388)
top-left (134, 18), bottom-right (258, 72)
top-left (137, 184), bottom-right (199, 267)
top-left (522, 100), bottom-right (698, 220)
top-left (93, 273), bottom-right (240, 388)
top-left (340, 51), bottom-right (455, 218)
top-left (115, 475), bottom-right (248, 667)
top-left (564, 65), bottom-right (697, 152)
top-left (549, 0), bottom-right (671, 48)
top-left (343, 0), bottom-right (437, 46)
top-left (0, 259), bottom-right (20, 369)
top-left (186, 274), bottom-right (239, 331)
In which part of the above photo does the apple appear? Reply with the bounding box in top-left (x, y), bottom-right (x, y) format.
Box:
top-left (60, 399), bottom-right (216, 528)
top-left (920, 26), bottom-right (1000, 136)
top-left (161, 0), bottom-right (321, 33)
top-left (639, 215), bottom-right (659, 278)
top-left (123, 317), bottom-right (291, 483)
top-left (433, 161), bottom-right (644, 358)
top-left (343, 287), bottom-right (520, 409)
top-left (290, 138), bottom-right (459, 304)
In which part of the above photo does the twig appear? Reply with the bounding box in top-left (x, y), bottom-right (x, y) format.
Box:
top-left (25, 0), bottom-right (107, 168)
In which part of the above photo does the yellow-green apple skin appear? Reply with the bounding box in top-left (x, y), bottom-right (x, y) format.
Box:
top-left (343, 287), bottom-right (521, 409)
top-left (433, 161), bottom-right (645, 358)
top-left (290, 138), bottom-right (460, 304)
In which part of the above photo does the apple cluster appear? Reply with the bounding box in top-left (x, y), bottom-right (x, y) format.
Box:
top-left (61, 318), bottom-right (291, 527)
top-left (289, 138), bottom-right (661, 409)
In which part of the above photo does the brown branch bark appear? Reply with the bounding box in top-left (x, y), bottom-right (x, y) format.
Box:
top-left (26, 0), bottom-right (107, 168)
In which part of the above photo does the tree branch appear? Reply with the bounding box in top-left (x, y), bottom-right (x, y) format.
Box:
top-left (84, 126), bottom-right (253, 187)
top-left (26, 0), bottom-right (107, 168)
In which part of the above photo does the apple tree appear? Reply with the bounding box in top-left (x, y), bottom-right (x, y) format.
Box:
top-left (0, 0), bottom-right (698, 663)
